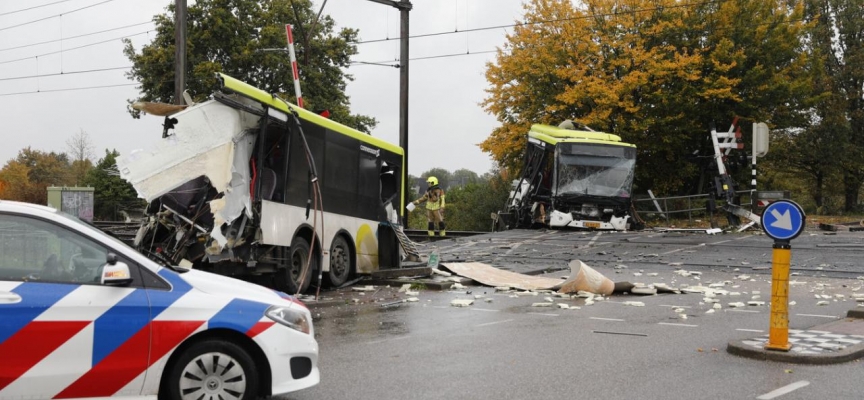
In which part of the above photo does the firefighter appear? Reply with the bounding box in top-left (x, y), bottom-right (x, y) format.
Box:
top-left (412, 176), bottom-right (446, 237)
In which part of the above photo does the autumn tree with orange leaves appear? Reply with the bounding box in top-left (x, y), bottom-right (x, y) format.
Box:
top-left (482, 0), bottom-right (810, 194)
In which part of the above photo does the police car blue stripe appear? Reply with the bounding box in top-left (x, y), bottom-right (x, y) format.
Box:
top-left (207, 298), bottom-right (270, 333)
top-left (90, 268), bottom-right (193, 367)
top-left (0, 283), bottom-right (78, 344)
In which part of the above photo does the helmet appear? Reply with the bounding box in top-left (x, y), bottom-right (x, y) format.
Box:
top-left (426, 176), bottom-right (438, 186)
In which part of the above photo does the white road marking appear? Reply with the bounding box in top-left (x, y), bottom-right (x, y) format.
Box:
top-left (527, 312), bottom-right (559, 317)
top-left (756, 381), bottom-right (810, 400)
top-left (590, 317), bottom-right (625, 322)
top-left (575, 232), bottom-right (603, 249)
top-left (658, 322), bottom-right (698, 327)
top-left (469, 308), bottom-right (500, 313)
top-left (475, 319), bottom-right (515, 327)
top-left (795, 314), bottom-right (839, 319)
top-left (366, 335), bottom-right (411, 345)
top-left (730, 309), bottom-right (760, 313)
top-left (432, 306), bottom-right (449, 309)
top-left (736, 329), bottom-right (764, 333)
top-left (659, 305), bottom-right (692, 309)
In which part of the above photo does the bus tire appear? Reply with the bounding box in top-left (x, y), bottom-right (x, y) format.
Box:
top-left (275, 237), bottom-right (314, 294)
top-left (326, 235), bottom-right (352, 287)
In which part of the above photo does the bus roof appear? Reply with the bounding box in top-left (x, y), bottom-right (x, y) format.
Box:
top-left (529, 124), bottom-right (636, 148)
top-left (218, 73), bottom-right (403, 155)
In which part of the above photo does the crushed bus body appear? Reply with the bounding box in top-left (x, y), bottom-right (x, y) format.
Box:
top-left (494, 122), bottom-right (641, 231)
top-left (117, 74), bottom-right (405, 293)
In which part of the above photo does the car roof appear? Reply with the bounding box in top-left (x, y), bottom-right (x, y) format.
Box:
top-left (0, 199), bottom-right (60, 216)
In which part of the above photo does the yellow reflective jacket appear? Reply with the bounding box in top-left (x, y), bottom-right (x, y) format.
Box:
top-left (414, 187), bottom-right (445, 210)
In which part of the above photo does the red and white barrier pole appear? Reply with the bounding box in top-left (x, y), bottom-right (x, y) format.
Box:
top-left (285, 24), bottom-right (304, 108)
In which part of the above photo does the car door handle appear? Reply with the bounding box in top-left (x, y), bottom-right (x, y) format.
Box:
top-left (0, 291), bottom-right (22, 304)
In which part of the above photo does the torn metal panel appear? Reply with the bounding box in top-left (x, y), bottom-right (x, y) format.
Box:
top-left (117, 100), bottom-right (259, 201)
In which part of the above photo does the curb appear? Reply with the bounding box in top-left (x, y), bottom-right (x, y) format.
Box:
top-left (727, 339), bottom-right (864, 365)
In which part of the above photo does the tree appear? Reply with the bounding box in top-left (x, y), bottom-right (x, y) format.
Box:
top-left (419, 168), bottom-right (452, 190)
top-left (123, 0), bottom-right (375, 133)
top-left (482, 0), bottom-right (810, 195)
top-left (66, 129), bottom-right (95, 186)
top-left (451, 169), bottom-right (481, 188)
top-left (0, 148), bottom-right (72, 204)
top-left (82, 149), bottom-right (143, 221)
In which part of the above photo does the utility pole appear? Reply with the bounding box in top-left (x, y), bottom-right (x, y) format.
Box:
top-left (174, 0), bottom-right (187, 105)
top-left (366, 0), bottom-right (412, 222)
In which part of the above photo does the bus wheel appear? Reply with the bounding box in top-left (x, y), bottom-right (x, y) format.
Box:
top-left (275, 237), bottom-right (314, 294)
top-left (326, 236), bottom-right (352, 287)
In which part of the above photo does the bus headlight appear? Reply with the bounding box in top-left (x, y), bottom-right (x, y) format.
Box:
top-left (265, 305), bottom-right (311, 334)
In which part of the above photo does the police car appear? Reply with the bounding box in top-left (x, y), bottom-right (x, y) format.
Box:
top-left (0, 201), bottom-right (319, 399)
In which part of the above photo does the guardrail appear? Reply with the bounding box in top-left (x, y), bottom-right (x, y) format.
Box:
top-left (632, 190), bottom-right (759, 225)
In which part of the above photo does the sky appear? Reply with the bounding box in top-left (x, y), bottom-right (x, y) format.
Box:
top-left (0, 0), bottom-right (527, 176)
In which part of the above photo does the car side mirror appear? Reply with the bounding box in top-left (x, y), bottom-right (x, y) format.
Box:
top-left (101, 261), bottom-right (133, 287)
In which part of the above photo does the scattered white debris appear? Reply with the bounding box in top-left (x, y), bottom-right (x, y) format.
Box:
top-left (451, 283), bottom-right (466, 290)
top-left (708, 282), bottom-right (726, 288)
top-left (857, 276), bottom-right (864, 281)
top-left (673, 307), bottom-right (685, 313)
top-left (544, 297), bottom-right (555, 302)
top-left (789, 301), bottom-right (796, 306)
top-left (406, 297), bottom-right (419, 302)
top-left (835, 294), bottom-right (846, 299)
top-left (450, 299), bottom-right (474, 307)
top-left (633, 272), bottom-right (643, 277)
top-left (668, 262), bottom-right (683, 267)
top-left (406, 290), bottom-right (419, 296)
top-left (647, 272), bottom-right (659, 277)
top-left (816, 301), bottom-right (830, 306)
top-left (704, 298), bottom-right (719, 303)
top-left (353, 285), bottom-right (376, 292)
top-left (555, 293), bottom-right (572, 298)
top-left (751, 295), bottom-right (761, 300)
top-left (532, 302), bottom-right (554, 307)
top-left (475, 295), bottom-right (485, 299)
top-left (691, 271), bottom-right (703, 276)
top-left (632, 286), bottom-right (658, 295)
top-left (674, 270), bottom-right (692, 277)
top-left (614, 264), bottom-right (629, 270)
top-left (752, 291), bottom-right (761, 295)
top-left (485, 298), bottom-right (494, 303)
top-left (729, 292), bottom-right (741, 296)
top-left (398, 284), bottom-right (411, 293)
top-left (713, 303), bottom-right (722, 310)
top-left (644, 253), bottom-right (659, 258)
top-left (494, 286), bottom-right (511, 291)
top-left (351, 298), bottom-right (360, 304)
top-left (623, 301), bottom-right (645, 307)
top-left (557, 303), bottom-right (570, 309)
top-left (728, 302), bottom-right (746, 308)
top-left (432, 268), bottom-right (452, 277)
top-left (706, 309), bottom-right (715, 314)
top-left (678, 313), bottom-right (688, 320)
top-left (584, 300), bottom-right (595, 306)
top-left (576, 291), bottom-right (595, 298)
top-left (748, 301), bottom-right (765, 306)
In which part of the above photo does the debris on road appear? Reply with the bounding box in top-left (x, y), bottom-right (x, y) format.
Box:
top-left (353, 285), bottom-right (376, 292)
top-left (623, 301), bottom-right (645, 307)
top-left (451, 299), bottom-right (474, 307)
top-left (532, 302), bottom-right (554, 307)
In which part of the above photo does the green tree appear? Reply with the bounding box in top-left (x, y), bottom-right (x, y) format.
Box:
top-left (83, 150), bottom-right (143, 221)
top-left (419, 168), bottom-right (452, 190)
top-left (444, 172), bottom-right (512, 231)
top-left (482, 0), bottom-right (810, 195)
top-left (123, 0), bottom-right (375, 132)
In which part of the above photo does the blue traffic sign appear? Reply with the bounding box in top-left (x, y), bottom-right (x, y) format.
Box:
top-left (761, 200), bottom-right (805, 241)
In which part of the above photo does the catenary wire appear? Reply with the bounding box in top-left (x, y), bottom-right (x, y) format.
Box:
top-left (0, 0), bottom-right (75, 17)
top-left (0, 0), bottom-right (118, 32)
top-left (0, 82), bottom-right (137, 97)
top-left (0, 21), bottom-right (153, 52)
top-left (0, 30), bottom-right (149, 65)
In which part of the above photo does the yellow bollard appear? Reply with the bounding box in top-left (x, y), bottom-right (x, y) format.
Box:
top-left (765, 243), bottom-right (792, 351)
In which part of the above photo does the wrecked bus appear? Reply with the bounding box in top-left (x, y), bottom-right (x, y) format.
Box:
top-left (118, 74), bottom-right (404, 293)
top-left (495, 122), bottom-right (640, 231)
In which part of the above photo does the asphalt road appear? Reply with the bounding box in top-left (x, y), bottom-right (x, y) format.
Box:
top-left (284, 228), bottom-right (864, 400)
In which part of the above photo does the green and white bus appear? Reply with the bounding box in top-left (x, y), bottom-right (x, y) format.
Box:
top-left (118, 74), bottom-right (405, 293)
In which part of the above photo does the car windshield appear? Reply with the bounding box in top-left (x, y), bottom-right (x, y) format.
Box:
top-left (556, 144), bottom-right (636, 198)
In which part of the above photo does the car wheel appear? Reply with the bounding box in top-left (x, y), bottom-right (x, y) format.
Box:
top-left (275, 237), bottom-right (315, 294)
top-left (326, 235), bottom-right (352, 287)
top-left (163, 339), bottom-right (259, 400)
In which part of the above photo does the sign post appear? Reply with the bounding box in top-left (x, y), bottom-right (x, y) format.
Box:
top-left (760, 200), bottom-right (805, 351)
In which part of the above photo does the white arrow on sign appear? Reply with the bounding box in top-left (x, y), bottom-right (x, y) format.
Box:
top-left (770, 209), bottom-right (793, 230)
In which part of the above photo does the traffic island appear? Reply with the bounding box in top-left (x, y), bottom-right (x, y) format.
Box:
top-left (727, 316), bottom-right (864, 365)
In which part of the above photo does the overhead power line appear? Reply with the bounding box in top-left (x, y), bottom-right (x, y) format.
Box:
top-left (0, 66), bottom-right (131, 82)
top-left (351, 49), bottom-right (497, 66)
top-left (352, 0), bottom-right (725, 45)
top-left (0, 30), bottom-right (150, 65)
top-left (0, 82), bottom-right (137, 97)
top-left (0, 21), bottom-right (153, 53)
top-left (0, 0), bottom-right (76, 17)
top-left (0, 0), bottom-right (118, 32)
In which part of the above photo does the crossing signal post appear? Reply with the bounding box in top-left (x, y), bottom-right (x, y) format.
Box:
top-left (760, 200), bottom-right (805, 351)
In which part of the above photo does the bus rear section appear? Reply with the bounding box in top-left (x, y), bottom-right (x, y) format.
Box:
top-left (118, 74), bottom-right (405, 293)
top-left (497, 122), bottom-right (640, 231)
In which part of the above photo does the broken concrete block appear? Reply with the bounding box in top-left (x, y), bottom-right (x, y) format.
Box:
top-left (623, 301), bottom-right (645, 307)
top-left (353, 285), bottom-right (376, 292)
top-left (557, 303), bottom-right (570, 309)
top-left (532, 302), bottom-right (554, 307)
top-left (450, 299), bottom-right (474, 307)
top-left (748, 301), bottom-right (765, 306)
top-left (817, 300), bottom-right (829, 306)
top-left (728, 302), bottom-right (746, 308)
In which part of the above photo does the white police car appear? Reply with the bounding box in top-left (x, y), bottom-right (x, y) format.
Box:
top-left (0, 200), bottom-right (319, 399)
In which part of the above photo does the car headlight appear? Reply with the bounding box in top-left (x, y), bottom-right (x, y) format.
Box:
top-left (266, 305), bottom-right (311, 334)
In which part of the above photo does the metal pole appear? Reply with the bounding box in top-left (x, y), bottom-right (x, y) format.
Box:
top-left (174, 0), bottom-right (187, 105)
top-left (399, 0), bottom-right (410, 224)
top-left (766, 242), bottom-right (792, 351)
top-left (285, 24), bottom-right (304, 108)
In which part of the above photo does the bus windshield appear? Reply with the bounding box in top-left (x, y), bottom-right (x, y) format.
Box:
top-left (555, 144), bottom-right (636, 198)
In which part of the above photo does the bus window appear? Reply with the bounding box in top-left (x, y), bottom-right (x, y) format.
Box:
top-left (380, 161), bottom-right (398, 205)
top-left (261, 124), bottom-right (288, 202)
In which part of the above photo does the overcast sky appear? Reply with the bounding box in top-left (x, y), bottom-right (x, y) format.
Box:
top-left (0, 0), bottom-right (526, 176)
